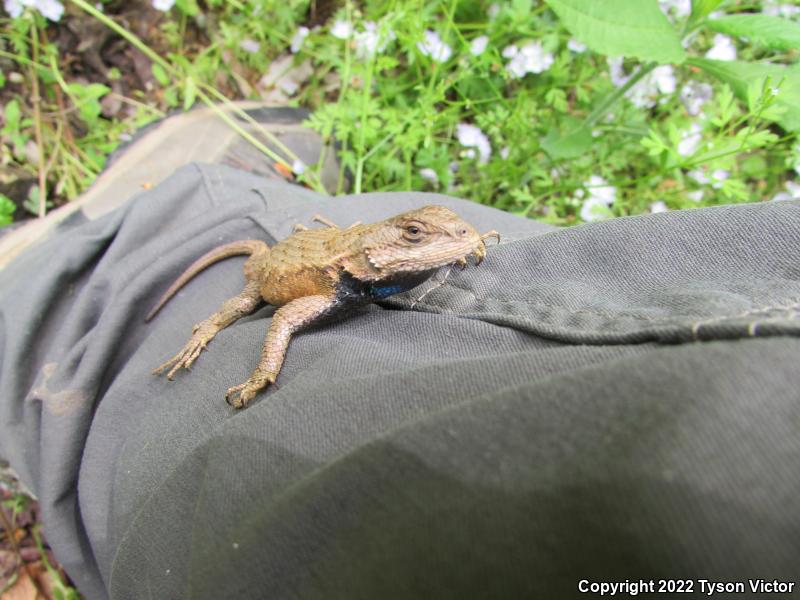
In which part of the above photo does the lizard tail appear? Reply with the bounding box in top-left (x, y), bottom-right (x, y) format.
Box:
top-left (145, 240), bottom-right (269, 322)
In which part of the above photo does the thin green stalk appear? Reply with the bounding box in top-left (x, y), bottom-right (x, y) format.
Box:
top-left (333, 0), bottom-right (355, 195)
top-left (585, 62), bottom-right (658, 127)
top-left (69, 0), bottom-right (328, 195)
top-left (354, 56), bottom-right (376, 195)
top-left (30, 23), bottom-right (46, 217)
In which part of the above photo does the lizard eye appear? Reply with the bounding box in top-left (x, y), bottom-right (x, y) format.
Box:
top-left (403, 224), bottom-right (426, 243)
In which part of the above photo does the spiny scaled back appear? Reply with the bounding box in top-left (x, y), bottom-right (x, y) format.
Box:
top-left (150, 205), bottom-right (499, 408)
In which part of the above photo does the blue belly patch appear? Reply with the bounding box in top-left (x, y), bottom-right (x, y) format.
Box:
top-left (370, 284), bottom-right (409, 298)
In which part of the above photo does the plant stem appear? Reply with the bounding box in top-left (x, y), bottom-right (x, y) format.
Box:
top-left (29, 23), bottom-right (47, 218)
top-left (585, 61), bottom-right (657, 127)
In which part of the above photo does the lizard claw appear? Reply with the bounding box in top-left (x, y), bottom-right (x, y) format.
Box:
top-left (153, 323), bottom-right (216, 379)
top-left (225, 377), bottom-right (273, 409)
top-left (225, 373), bottom-right (275, 409)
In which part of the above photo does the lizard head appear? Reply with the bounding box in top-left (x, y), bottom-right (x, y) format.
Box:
top-left (361, 205), bottom-right (499, 276)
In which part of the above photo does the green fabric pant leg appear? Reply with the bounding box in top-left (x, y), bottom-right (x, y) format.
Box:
top-left (1, 163), bottom-right (798, 599)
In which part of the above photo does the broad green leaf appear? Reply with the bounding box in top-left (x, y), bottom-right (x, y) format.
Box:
top-left (541, 122), bottom-right (593, 160)
top-left (689, 58), bottom-right (800, 132)
top-left (691, 0), bottom-right (726, 21)
top-left (707, 15), bottom-right (800, 52)
top-left (544, 0), bottom-right (686, 64)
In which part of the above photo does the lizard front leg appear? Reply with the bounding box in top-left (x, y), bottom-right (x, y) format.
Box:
top-left (154, 280), bottom-right (263, 379)
top-left (226, 294), bottom-right (334, 409)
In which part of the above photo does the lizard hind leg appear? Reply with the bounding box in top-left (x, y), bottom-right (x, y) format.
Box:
top-left (154, 280), bottom-right (264, 380)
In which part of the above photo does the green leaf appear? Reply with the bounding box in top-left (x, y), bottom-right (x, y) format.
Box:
top-left (541, 121), bottom-right (593, 160)
top-left (706, 15), bottom-right (800, 52)
top-left (175, 0), bottom-right (199, 15)
top-left (691, 0), bottom-right (726, 21)
top-left (690, 58), bottom-right (800, 132)
top-left (0, 193), bottom-right (15, 227)
top-left (67, 83), bottom-right (111, 125)
top-left (544, 0), bottom-right (686, 64)
top-left (183, 77), bottom-right (197, 111)
top-left (2, 98), bottom-right (21, 133)
top-left (151, 63), bottom-right (170, 87)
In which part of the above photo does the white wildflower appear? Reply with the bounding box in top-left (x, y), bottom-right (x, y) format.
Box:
top-left (500, 146), bottom-right (510, 160)
top-left (291, 159), bottom-right (306, 176)
top-left (687, 190), bottom-right (704, 202)
top-left (488, 2), bottom-right (500, 20)
top-left (607, 57), bottom-right (627, 87)
top-left (586, 175), bottom-right (617, 205)
top-left (678, 122), bottom-right (703, 157)
top-left (632, 65), bottom-right (676, 107)
top-left (580, 197), bottom-right (612, 222)
top-left (419, 168), bottom-right (439, 183)
top-left (5, 0), bottom-right (63, 20)
top-left (579, 175), bottom-right (616, 222)
top-left (710, 168), bottom-right (730, 189)
top-left (688, 169), bottom-right (711, 185)
top-left (330, 20), bottom-right (353, 40)
top-left (35, 0), bottom-right (62, 20)
top-left (354, 21), bottom-right (395, 59)
top-left (680, 81), bottom-right (713, 116)
top-left (771, 180), bottom-right (800, 201)
top-left (567, 38), bottom-right (587, 53)
top-left (239, 38), bottom-right (261, 54)
top-left (650, 200), bottom-right (669, 213)
top-left (456, 123), bottom-right (492, 163)
top-left (653, 65), bottom-right (677, 95)
top-left (611, 61), bottom-right (677, 109)
top-left (152, 0), bottom-right (175, 11)
top-left (417, 30), bottom-right (452, 62)
top-left (659, 0), bottom-right (691, 19)
top-left (290, 26), bottom-right (310, 54)
top-left (470, 35), bottom-right (489, 57)
top-left (762, 1), bottom-right (800, 18)
top-left (504, 41), bottom-right (554, 79)
top-left (705, 34), bottom-right (737, 61)
top-left (607, 57), bottom-right (677, 108)
top-left (4, 0), bottom-right (23, 18)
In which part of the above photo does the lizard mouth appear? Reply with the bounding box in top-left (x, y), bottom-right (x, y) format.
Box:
top-left (473, 230), bottom-right (500, 266)
top-left (455, 230), bottom-right (500, 268)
